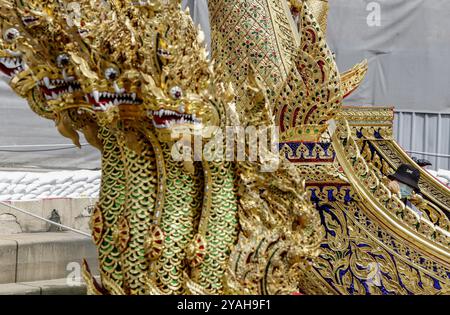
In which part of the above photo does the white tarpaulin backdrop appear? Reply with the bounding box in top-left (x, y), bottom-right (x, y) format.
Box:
top-left (0, 0), bottom-right (449, 170)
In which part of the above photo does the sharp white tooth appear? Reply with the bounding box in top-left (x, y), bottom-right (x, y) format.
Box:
top-left (113, 81), bottom-right (125, 94)
top-left (68, 86), bottom-right (73, 93)
top-left (131, 93), bottom-right (136, 100)
top-left (52, 92), bottom-right (58, 99)
top-left (43, 77), bottom-right (55, 88)
top-left (84, 95), bottom-right (88, 102)
top-left (45, 94), bottom-right (52, 100)
top-left (4, 59), bottom-right (13, 68)
top-left (93, 90), bottom-right (100, 103)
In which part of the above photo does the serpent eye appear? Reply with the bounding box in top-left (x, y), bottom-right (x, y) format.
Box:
top-left (170, 86), bottom-right (183, 100)
top-left (3, 28), bottom-right (20, 42)
top-left (104, 67), bottom-right (119, 81)
top-left (56, 53), bottom-right (70, 68)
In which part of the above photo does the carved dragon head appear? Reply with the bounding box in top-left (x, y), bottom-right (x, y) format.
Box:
top-left (138, 3), bottom-right (222, 142)
top-left (0, 2), bottom-right (27, 82)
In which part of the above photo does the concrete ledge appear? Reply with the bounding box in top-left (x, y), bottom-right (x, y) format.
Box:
top-left (0, 239), bottom-right (17, 284)
top-left (0, 232), bottom-right (99, 283)
top-left (0, 283), bottom-right (40, 295)
top-left (22, 278), bottom-right (88, 295)
top-left (0, 278), bottom-right (88, 295)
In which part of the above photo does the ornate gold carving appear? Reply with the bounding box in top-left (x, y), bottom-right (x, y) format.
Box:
top-left (207, 0), bottom-right (300, 108)
top-left (340, 60), bottom-right (369, 98)
top-left (332, 119), bottom-right (450, 263)
top-left (337, 106), bottom-right (395, 140)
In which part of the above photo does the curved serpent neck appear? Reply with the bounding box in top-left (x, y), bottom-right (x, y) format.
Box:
top-left (207, 0), bottom-right (300, 108)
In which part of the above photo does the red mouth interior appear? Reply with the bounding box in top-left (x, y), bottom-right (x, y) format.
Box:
top-left (0, 63), bottom-right (17, 77)
top-left (87, 94), bottom-right (111, 106)
top-left (153, 113), bottom-right (186, 125)
top-left (40, 84), bottom-right (68, 96)
top-left (86, 93), bottom-right (142, 108)
top-left (39, 81), bottom-right (81, 97)
top-left (151, 110), bottom-right (197, 127)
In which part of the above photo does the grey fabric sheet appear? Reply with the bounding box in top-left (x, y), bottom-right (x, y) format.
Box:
top-left (183, 0), bottom-right (450, 113)
top-left (0, 0), bottom-right (449, 170)
top-left (327, 0), bottom-right (450, 113)
top-left (0, 83), bottom-right (100, 170)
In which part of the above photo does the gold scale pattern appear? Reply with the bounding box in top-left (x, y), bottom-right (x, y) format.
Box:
top-left (94, 127), bottom-right (127, 288)
top-left (115, 128), bottom-right (158, 294)
top-left (151, 144), bottom-right (204, 295)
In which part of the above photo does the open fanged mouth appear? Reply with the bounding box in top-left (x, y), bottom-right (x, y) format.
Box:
top-left (21, 16), bottom-right (39, 27)
top-left (38, 77), bottom-right (82, 100)
top-left (150, 109), bottom-right (201, 129)
top-left (85, 91), bottom-right (142, 111)
top-left (0, 57), bottom-right (25, 77)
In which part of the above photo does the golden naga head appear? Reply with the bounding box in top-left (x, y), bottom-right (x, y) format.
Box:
top-left (0, 0), bottom-right (81, 104)
top-left (138, 3), bottom-right (222, 142)
top-left (0, 2), bottom-right (27, 83)
top-left (63, 2), bottom-right (143, 116)
top-left (0, 0), bottom-right (263, 143)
